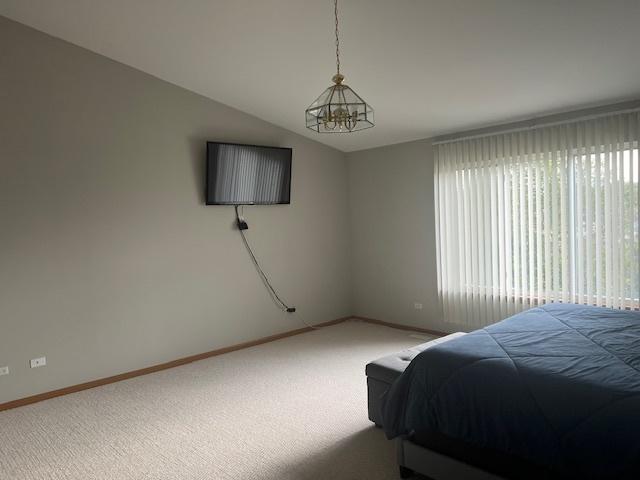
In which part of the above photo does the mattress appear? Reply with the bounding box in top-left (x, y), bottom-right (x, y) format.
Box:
top-left (381, 303), bottom-right (640, 479)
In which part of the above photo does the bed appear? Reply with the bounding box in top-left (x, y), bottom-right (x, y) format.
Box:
top-left (381, 303), bottom-right (640, 479)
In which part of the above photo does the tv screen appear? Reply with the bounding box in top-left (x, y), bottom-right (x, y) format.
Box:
top-left (206, 142), bottom-right (292, 205)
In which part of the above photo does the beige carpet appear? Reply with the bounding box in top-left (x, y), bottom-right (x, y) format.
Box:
top-left (0, 320), bottom-right (433, 480)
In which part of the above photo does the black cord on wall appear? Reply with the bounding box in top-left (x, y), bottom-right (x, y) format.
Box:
top-left (234, 205), bottom-right (296, 314)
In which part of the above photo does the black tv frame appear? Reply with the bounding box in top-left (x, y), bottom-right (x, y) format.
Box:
top-left (205, 141), bottom-right (292, 206)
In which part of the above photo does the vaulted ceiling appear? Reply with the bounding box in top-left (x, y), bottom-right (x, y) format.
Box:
top-left (2, 0), bottom-right (640, 152)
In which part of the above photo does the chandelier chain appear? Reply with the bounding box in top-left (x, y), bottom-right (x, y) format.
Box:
top-left (334, 0), bottom-right (340, 74)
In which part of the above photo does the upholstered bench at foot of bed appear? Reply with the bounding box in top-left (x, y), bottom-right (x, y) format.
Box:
top-left (365, 332), bottom-right (466, 427)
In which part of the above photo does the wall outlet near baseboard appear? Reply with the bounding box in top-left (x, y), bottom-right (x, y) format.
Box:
top-left (0, 366), bottom-right (9, 376)
top-left (30, 357), bottom-right (46, 369)
top-left (414, 302), bottom-right (423, 310)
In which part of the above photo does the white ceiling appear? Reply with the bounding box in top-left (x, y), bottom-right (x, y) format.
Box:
top-left (2, 0), bottom-right (640, 152)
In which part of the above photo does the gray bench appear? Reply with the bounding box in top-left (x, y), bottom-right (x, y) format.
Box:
top-left (365, 332), bottom-right (466, 427)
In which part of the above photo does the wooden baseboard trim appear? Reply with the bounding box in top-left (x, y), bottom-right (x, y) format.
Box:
top-left (353, 316), bottom-right (449, 337)
top-left (0, 316), bottom-right (350, 412)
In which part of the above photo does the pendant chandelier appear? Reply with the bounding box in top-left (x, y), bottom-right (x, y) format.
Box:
top-left (305, 0), bottom-right (374, 133)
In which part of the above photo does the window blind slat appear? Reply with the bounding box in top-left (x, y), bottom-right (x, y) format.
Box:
top-left (535, 129), bottom-right (544, 304)
top-left (560, 125), bottom-right (570, 303)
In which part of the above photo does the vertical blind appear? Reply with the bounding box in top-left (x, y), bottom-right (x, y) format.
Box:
top-left (434, 111), bottom-right (640, 327)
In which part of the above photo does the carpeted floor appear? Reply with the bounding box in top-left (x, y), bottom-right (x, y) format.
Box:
top-left (0, 319), bottom-right (433, 480)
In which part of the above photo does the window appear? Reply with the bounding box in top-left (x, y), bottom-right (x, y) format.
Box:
top-left (434, 112), bottom-right (639, 327)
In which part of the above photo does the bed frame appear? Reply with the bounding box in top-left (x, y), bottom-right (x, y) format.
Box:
top-left (396, 436), bottom-right (507, 480)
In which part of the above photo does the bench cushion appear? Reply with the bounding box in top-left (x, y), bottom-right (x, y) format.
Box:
top-left (366, 332), bottom-right (466, 384)
top-left (365, 332), bottom-right (466, 426)
top-left (366, 345), bottom-right (430, 384)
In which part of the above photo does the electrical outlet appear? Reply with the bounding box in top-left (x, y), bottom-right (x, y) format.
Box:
top-left (30, 357), bottom-right (46, 369)
top-left (414, 302), bottom-right (423, 310)
top-left (0, 366), bottom-right (9, 376)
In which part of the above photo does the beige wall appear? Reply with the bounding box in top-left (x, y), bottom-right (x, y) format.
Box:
top-left (0, 17), bottom-right (351, 404)
top-left (347, 139), bottom-right (456, 334)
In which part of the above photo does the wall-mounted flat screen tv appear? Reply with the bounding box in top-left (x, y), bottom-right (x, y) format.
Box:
top-left (206, 142), bottom-right (292, 205)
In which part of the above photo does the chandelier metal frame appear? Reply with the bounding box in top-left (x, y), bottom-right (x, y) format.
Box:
top-left (305, 0), bottom-right (374, 133)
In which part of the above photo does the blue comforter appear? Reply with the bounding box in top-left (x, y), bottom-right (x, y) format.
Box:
top-left (382, 303), bottom-right (640, 479)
